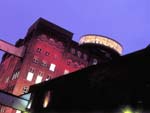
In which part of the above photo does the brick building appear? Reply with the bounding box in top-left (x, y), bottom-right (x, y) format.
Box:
top-left (0, 18), bottom-right (122, 113)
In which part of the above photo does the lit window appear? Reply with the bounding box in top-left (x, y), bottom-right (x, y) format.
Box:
top-left (93, 59), bottom-right (98, 65)
top-left (49, 63), bottom-right (56, 72)
top-left (46, 75), bottom-right (51, 81)
top-left (22, 86), bottom-right (28, 94)
top-left (35, 75), bottom-right (43, 84)
top-left (26, 72), bottom-right (34, 81)
top-left (12, 71), bottom-right (20, 80)
top-left (64, 69), bottom-right (69, 75)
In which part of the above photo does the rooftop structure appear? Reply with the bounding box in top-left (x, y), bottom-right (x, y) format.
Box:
top-left (79, 34), bottom-right (123, 55)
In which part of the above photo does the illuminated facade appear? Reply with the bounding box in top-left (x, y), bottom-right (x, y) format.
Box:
top-left (0, 18), bottom-right (122, 113)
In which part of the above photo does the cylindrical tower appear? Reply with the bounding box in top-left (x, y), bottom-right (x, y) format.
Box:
top-left (79, 34), bottom-right (123, 64)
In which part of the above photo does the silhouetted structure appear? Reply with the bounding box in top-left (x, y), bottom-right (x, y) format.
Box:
top-left (27, 46), bottom-right (150, 113)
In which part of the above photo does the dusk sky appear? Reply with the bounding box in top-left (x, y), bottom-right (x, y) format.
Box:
top-left (0, 0), bottom-right (150, 61)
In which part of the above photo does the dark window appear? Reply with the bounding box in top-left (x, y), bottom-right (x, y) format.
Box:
top-left (29, 67), bottom-right (35, 73)
top-left (41, 60), bottom-right (47, 67)
top-left (23, 86), bottom-right (28, 94)
top-left (77, 51), bottom-right (82, 58)
top-left (71, 48), bottom-right (75, 54)
top-left (33, 58), bottom-right (39, 64)
top-left (74, 62), bottom-right (79, 68)
top-left (41, 62), bottom-right (47, 67)
top-left (67, 59), bottom-right (72, 65)
top-left (83, 54), bottom-right (88, 60)
top-left (36, 48), bottom-right (42, 53)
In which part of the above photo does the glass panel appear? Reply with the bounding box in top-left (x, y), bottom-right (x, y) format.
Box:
top-left (26, 72), bottom-right (34, 81)
top-left (35, 75), bottom-right (42, 84)
top-left (49, 64), bottom-right (56, 72)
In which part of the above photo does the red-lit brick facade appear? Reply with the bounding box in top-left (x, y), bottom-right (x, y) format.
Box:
top-left (0, 18), bottom-right (121, 113)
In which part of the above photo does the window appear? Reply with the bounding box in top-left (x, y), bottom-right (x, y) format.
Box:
top-left (67, 59), bottom-right (72, 65)
top-left (46, 75), bottom-right (51, 81)
top-left (49, 63), bottom-right (56, 72)
top-left (5, 77), bottom-right (10, 83)
top-left (71, 48), bottom-right (75, 54)
top-left (33, 57), bottom-right (39, 64)
top-left (36, 48), bottom-right (42, 53)
top-left (26, 72), bottom-right (34, 81)
top-left (57, 41), bottom-right (64, 49)
top-left (35, 75), bottom-right (43, 84)
top-left (80, 64), bottom-right (85, 68)
top-left (93, 59), bottom-right (98, 65)
top-left (74, 62), bottom-right (79, 68)
top-left (83, 54), bottom-right (88, 60)
top-left (12, 71), bottom-right (20, 80)
top-left (77, 51), bottom-right (82, 58)
top-left (26, 68), bottom-right (34, 81)
top-left (41, 61), bottom-right (47, 67)
top-left (0, 107), bottom-right (5, 113)
top-left (23, 86), bottom-right (28, 94)
top-left (49, 38), bottom-right (55, 43)
top-left (64, 69), bottom-right (69, 75)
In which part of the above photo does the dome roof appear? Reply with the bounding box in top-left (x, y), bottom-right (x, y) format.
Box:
top-left (79, 34), bottom-right (123, 55)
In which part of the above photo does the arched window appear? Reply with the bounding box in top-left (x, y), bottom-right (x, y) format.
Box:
top-left (70, 48), bottom-right (75, 54)
top-left (83, 54), bottom-right (88, 60)
top-left (77, 51), bottom-right (82, 58)
top-left (36, 48), bottom-right (42, 53)
top-left (45, 75), bottom-right (51, 81)
top-left (57, 41), bottom-right (64, 48)
top-left (74, 62), bottom-right (79, 68)
top-left (49, 38), bottom-right (55, 45)
top-left (80, 64), bottom-right (85, 68)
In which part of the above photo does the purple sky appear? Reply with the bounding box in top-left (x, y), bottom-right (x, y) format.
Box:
top-left (0, 0), bottom-right (150, 60)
